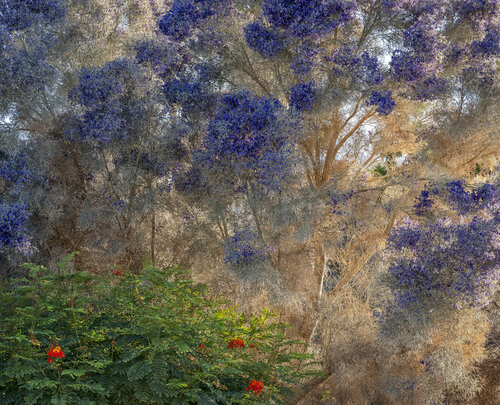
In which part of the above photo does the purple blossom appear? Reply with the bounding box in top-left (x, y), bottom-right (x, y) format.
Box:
top-left (367, 91), bottom-right (396, 116)
top-left (390, 50), bottom-right (425, 82)
top-left (471, 29), bottom-right (500, 57)
top-left (196, 90), bottom-right (300, 192)
top-left (332, 47), bottom-right (384, 85)
top-left (403, 23), bottom-right (437, 57)
top-left (290, 45), bottom-right (317, 75)
top-left (134, 39), bottom-right (190, 78)
top-left (385, 181), bottom-right (499, 310)
top-left (68, 59), bottom-right (151, 143)
top-left (224, 229), bottom-right (271, 266)
top-left (454, 0), bottom-right (499, 22)
top-left (289, 81), bottom-right (316, 111)
top-left (159, 0), bottom-right (231, 41)
top-left (0, 202), bottom-right (31, 253)
top-left (445, 180), bottom-right (498, 214)
top-left (244, 21), bottom-right (284, 60)
top-left (0, 0), bottom-right (65, 32)
top-left (159, 0), bottom-right (201, 41)
top-left (326, 189), bottom-right (355, 215)
top-left (411, 75), bottom-right (448, 100)
top-left (0, 153), bottom-right (32, 192)
top-left (262, 0), bottom-right (356, 37)
top-left (413, 183), bottom-right (439, 216)
top-left (360, 51), bottom-right (384, 85)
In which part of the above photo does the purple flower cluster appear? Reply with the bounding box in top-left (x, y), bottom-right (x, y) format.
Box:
top-left (445, 180), bottom-right (498, 215)
top-left (403, 23), bottom-right (437, 57)
top-left (0, 151), bottom-right (34, 255)
top-left (0, 202), bottom-right (30, 252)
top-left (290, 44), bottom-right (317, 76)
top-left (224, 229), bottom-right (271, 266)
top-left (471, 29), bottom-right (500, 57)
top-left (159, 1), bottom-right (201, 41)
top-left (161, 61), bottom-right (219, 118)
top-left (326, 189), bottom-right (355, 215)
top-left (197, 90), bottom-right (299, 192)
top-left (244, 21), bottom-right (284, 60)
top-left (159, 0), bottom-right (230, 41)
top-left (366, 91), bottom-right (396, 116)
top-left (332, 47), bottom-right (384, 86)
top-left (164, 77), bottom-right (213, 116)
top-left (289, 81), bottom-right (316, 111)
top-left (411, 75), bottom-right (448, 100)
top-left (262, 0), bottom-right (356, 37)
top-left (387, 215), bottom-right (499, 309)
top-left (0, 153), bottom-right (31, 193)
top-left (413, 183), bottom-right (439, 216)
top-left (454, 0), bottom-right (499, 23)
top-left (0, 0), bottom-right (65, 32)
top-left (134, 39), bottom-right (190, 78)
top-left (0, 32), bottom-right (56, 97)
top-left (390, 50), bottom-right (426, 82)
top-left (385, 181), bottom-right (499, 309)
top-left (68, 59), bottom-right (149, 143)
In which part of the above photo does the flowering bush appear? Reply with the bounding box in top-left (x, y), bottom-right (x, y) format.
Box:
top-left (0, 254), bottom-right (318, 404)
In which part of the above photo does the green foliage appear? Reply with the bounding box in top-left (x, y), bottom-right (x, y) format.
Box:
top-left (0, 256), bottom-right (318, 404)
top-left (373, 164), bottom-right (387, 177)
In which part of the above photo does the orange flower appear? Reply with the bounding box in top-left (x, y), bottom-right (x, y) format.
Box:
top-left (47, 346), bottom-right (65, 363)
top-left (228, 338), bottom-right (244, 349)
top-left (246, 380), bottom-right (263, 395)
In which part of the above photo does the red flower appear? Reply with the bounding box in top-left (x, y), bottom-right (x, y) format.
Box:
top-left (246, 380), bottom-right (263, 395)
top-left (199, 344), bottom-right (205, 350)
top-left (47, 346), bottom-right (65, 363)
top-left (68, 298), bottom-right (73, 306)
top-left (249, 344), bottom-right (259, 350)
top-left (111, 267), bottom-right (122, 276)
top-left (228, 338), bottom-right (244, 349)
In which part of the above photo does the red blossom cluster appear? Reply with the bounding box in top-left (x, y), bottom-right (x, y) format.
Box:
top-left (246, 380), bottom-right (263, 395)
top-left (47, 346), bottom-right (65, 363)
top-left (228, 338), bottom-right (244, 349)
top-left (249, 344), bottom-right (259, 351)
top-left (111, 266), bottom-right (123, 276)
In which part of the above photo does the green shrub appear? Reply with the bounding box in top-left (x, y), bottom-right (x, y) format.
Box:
top-left (0, 254), bottom-right (318, 404)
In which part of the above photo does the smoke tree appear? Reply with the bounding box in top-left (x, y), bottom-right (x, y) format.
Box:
top-left (0, 1), bottom-right (498, 403)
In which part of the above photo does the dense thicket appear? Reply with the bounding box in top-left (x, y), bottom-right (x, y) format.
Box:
top-left (0, 1), bottom-right (498, 403)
